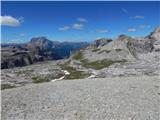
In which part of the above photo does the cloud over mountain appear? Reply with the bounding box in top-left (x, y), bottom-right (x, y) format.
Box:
top-left (0, 16), bottom-right (21, 27)
top-left (138, 25), bottom-right (150, 29)
top-left (72, 23), bottom-right (84, 30)
top-left (133, 15), bottom-right (144, 19)
top-left (96, 29), bottom-right (109, 33)
top-left (20, 33), bottom-right (26, 37)
top-left (128, 28), bottom-right (136, 32)
top-left (59, 26), bottom-right (70, 31)
top-left (77, 17), bottom-right (88, 22)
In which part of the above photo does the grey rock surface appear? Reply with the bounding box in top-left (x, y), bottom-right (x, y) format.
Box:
top-left (1, 60), bottom-right (64, 89)
top-left (91, 38), bottom-right (113, 47)
top-left (2, 76), bottom-right (160, 120)
top-left (147, 27), bottom-right (160, 41)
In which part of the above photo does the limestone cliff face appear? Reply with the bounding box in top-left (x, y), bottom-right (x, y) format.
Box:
top-left (27, 37), bottom-right (55, 61)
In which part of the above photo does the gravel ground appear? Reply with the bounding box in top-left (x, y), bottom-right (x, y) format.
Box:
top-left (2, 76), bottom-right (160, 120)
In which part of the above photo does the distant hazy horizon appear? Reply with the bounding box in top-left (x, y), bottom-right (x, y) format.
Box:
top-left (1, 1), bottom-right (159, 43)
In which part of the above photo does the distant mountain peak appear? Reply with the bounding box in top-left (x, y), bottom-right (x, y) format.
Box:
top-left (147, 26), bottom-right (160, 41)
top-left (30, 37), bottom-right (51, 43)
top-left (117, 35), bottom-right (132, 41)
top-left (154, 26), bottom-right (160, 33)
top-left (29, 37), bottom-right (53, 50)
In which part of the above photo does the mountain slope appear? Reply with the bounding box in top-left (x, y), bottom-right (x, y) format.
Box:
top-left (1, 27), bottom-right (160, 90)
top-left (1, 37), bottom-right (89, 69)
top-left (68, 27), bottom-right (160, 77)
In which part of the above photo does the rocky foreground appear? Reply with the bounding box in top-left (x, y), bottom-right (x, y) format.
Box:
top-left (2, 76), bottom-right (160, 120)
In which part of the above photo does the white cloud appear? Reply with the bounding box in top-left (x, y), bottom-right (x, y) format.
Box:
top-left (20, 33), bottom-right (26, 37)
top-left (77, 17), bottom-right (88, 22)
top-left (0, 16), bottom-right (22, 26)
top-left (96, 29), bottom-right (109, 33)
top-left (72, 23), bottom-right (84, 30)
top-left (138, 25), bottom-right (151, 29)
top-left (139, 25), bottom-right (145, 29)
top-left (128, 28), bottom-right (136, 32)
top-left (133, 15), bottom-right (144, 19)
top-left (121, 8), bottom-right (128, 14)
top-left (59, 26), bottom-right (70, 31)
top-left (59, 23), bottom-right (84, 31)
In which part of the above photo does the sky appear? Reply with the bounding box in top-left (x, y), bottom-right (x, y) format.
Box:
top-left (1, 1), bottom-right (160, 43)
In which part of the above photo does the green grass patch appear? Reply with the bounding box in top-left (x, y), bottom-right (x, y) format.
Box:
top-left (98, 50), bottom-right (111, 54)
top-left (92, 48), bottom-right (101, 52)
top-left (72, 51), bottom-right (83, 60)
top-left (59, 62), bottom-right (90, 80)
top-left (1, 84), bottom-right (16, 90)
top-left (32, 76), bottom-right (50, 83)
top-left (72, 50), bottom-right (127, 70)
top-left (115, 49), bottom-right (123, 52)
top-left (64, 66), bottom-right (90, 79)
top-left (81, 59), bottom-right (127, 70)
top-left (31, 72), bottom-right (64, 83)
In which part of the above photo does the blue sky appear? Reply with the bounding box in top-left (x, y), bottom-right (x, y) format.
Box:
top-left (1, 1), bottom-right (160, 43)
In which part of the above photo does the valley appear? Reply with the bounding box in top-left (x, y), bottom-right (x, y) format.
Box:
top-left (1, 27), bottom-right (160, 120)
top-left (1, 1), bottom-right (160, 120)
top-left (1, 27), bottom-right (160, 90)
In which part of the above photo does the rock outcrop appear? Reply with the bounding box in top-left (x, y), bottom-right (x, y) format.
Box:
top-left (82, 31), bottom-right (158, 62)
top-left (1, 52), bottom-right (33, 69)
top-left (70, 27), bottom-right (160, 77)
top-left (147, 27), bottom-right (160, 41)
top-left (91, 38), bottom-right (113, 47)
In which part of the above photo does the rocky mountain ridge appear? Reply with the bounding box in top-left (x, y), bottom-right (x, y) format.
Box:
top-left (68, 27), bottom-right (160, 78)
top-left (1, 27), bottom-right (160, 90)
top-left (1, 37), bottom-right (89, 69)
